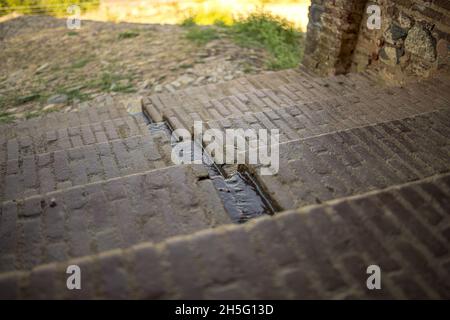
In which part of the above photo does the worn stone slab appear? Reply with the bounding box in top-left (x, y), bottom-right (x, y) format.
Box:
top-left (0, 164), bottom-right (230, 273)
top-left (253, 109), bottom-right (450, 210)
top-left (1, 173), bottom-right (448, 299)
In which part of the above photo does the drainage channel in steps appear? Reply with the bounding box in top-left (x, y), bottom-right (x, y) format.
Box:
top-left (210, 166), bottom-right (279, 223)
top-left (138, 111), bottom-right (278, 223)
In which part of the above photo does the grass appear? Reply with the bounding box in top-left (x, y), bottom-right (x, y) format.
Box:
top-left (70, 58), bottom-right (91, 69)
top-left (56, 87), bottom-right (89, 102)
top-left (182, 15), bottom-right (220, 45)
top-left (230, 12), bottom-right (304, 70)
top-left (185, 26), bottom-right (220, 45)
top-left (118, 31), bottom-right (140, 40)
top-left (2, 71), bottom-right (132, 114)
top-left (181, 12), bottom-right (304, 70)
top-left (181, 16), bottom-right (196, 27)
top-left (88, 72), bottom-right (136, 93)
top-left (0, 111), bottom-right (14, 124)
top-left (241, 62), bottom-right (254, 74)
top-left (179, 63), bottom-right (194, 69)
top-left (181, 7), bottom-right (233, 26)
top-left (24, 110), bottom-right (42, 120)
top-left (14, 92), bottom-right (42, 106)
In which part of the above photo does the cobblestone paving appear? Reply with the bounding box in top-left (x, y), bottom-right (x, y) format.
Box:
top-left (1, 173), bottom-right (448, 299)
top-left (0, 67), bottom-right (449, 299)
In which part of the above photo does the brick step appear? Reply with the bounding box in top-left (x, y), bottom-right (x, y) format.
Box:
top-left (0, 132), bottom-right (174, 203)
top-left (0, 98), bottom-right (130, 140)
top-left (252, 108), bottom-right (450, 211)
top-left (204, 93), bottom-right (448, 147)
top-left (142, 68), bottom-right (382, 123)
top-left (145, 74), bottom-right (450, 135)
top-left (0, 114), bottom-right (150, 164)
top-left (1, 173), bottom-right (448, 299)
top-left (0, 163), bottom-right (230, 274)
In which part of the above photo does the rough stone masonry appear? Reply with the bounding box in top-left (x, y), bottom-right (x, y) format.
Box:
top-left (303, 0), bottom-right (450, 82)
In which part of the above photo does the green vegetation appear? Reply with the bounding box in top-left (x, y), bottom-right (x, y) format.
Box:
top-left (0, 0), bottom-right (99, 17)
top-left (14, 92), bottom-right (42, 105)
top-left (182, 11), bottom-right (304, 70)
top-left (2, 69), bottom-right (135, 113)
top-left (179, 63), bottom-right (194, 69)
top-left (0, 111), bottom-right (14, 124)
top-left (70, 57), bottom-right (91, 69)
top-left (241, 62), bottom-right (254, 74)
top-left (180, 16), bottom-right (196, 27)
top-left (180, 6), bottom-right (233, 26)
top-left (230, 12), bottom-right (304, 70)
top-left (56, 86), bottom-right (88, 102)
top-left (185, 26), bottom-right (219, 45)
top-left (89, 72), bottom-right (135, 93)
top-left (118, 31), bottom-right (140, 40)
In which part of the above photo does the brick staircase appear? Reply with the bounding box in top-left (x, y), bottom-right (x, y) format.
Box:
top-left (0, 67), bottom-right (449, 299)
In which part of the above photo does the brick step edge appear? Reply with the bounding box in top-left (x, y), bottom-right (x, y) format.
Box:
top-left (0, 100), bottom-right (132, 138)
top-left (148, 75), bottom-right (449, 132)
top-left (0, 163), bottom-right (230, 274)
top-left (142, 69), bottom-right (383, 123)
top-left (0, 133), bottom-right (173, 203)
top-left (1, 172), bottom-right (449, 299)
top-left (204, 97), bottom-right (447, 145)
top-left (0, 114), bottom-right (153, 163)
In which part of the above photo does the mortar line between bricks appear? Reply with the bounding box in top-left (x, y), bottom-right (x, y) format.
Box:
top-left (2, 128), bottom-right (151, 163)
top-left (0, 164), bottom-right (181, 207)
top-left (246, 107), bottom-right (449, 151)
top-left (282, 171), bottom-right (450, 215)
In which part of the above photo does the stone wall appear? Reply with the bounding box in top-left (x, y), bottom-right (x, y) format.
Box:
top-left (352, 0), bottom-right (450, 82)
top-left (303, 0), bottom-right (368, 76)
top-left (303, 0), bottom-right (450, 82)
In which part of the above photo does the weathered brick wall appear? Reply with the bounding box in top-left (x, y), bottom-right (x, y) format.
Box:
top-left (303, 0), bottom-right (369, 75)
top-left (303, 0), bottom-right (450, 81)
top-left (351, 0), bottom-right (450, 81)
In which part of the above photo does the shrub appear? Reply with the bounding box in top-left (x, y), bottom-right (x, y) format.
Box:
top-left (230, 12), bottom-right (304, 70)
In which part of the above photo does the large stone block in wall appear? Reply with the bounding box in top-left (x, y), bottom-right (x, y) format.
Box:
top-left (405, 25), bottom-right (437, 62)
top-left (379, 46), bottom-right (400, 66)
